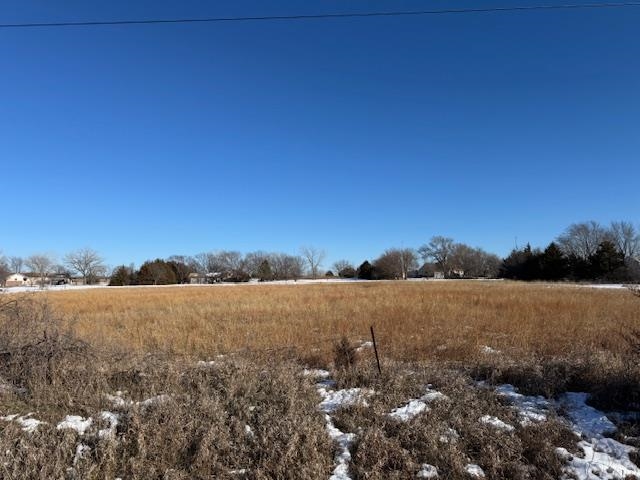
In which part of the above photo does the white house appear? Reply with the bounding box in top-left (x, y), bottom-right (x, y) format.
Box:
top-left (4, 273), bottom-right (30, 287)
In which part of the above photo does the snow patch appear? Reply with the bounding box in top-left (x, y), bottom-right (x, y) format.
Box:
top-left (439, 427), bottom-right (460, 444)
top-left (389, 386), bottom-right (447, 422)
top-left (481, 345), bottom-right (500, 354)
top-left (73, 444), bottom-right (90, 466)
top-left (356, 341), bottom-right (373, 352)
top-left (97, 411), bottom-right (119, 439)
top-left (494, 384), bottom-right (640, 480)
top-left (137, 394), bottom-right (171, 409)
top-left (417, 463), bottom-right (438, 478)
top-left (558, 392), bottom-right (617, 438)
top-left (1, 414), bottom-right (44, 433)
top-left (495, 384), bottom-right (549, 425)
top-left (479, 415), bottom-right (515, 432)
top-left (318, 387), bottom-right (372, 413)
top-left (556, 392), bottom-right (640, 480)
top-left (465, 464), bottom-right (485, 477)
top-left (303, 369), bottom-right (331, 379)
top-left (325, 414), bottom-right (356, 480)
top-left (57, 415), bottom-right (92, 435)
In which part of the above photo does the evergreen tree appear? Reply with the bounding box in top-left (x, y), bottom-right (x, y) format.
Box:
top-left (338, 266), bottom-right (357, 278)
top-left (540, 242), bottom-right (569, 280)
top-left (257, 259), bottom-right (273, 282)
top-left (499, 244), bottom-right (543, 280)
top-left (357, 260), bottom-right (373, 280)
top-left (137, 259), bottom-right (177, 285)
top-left (590, 240), bottom-right (625, 280)
top-left (109, 265), bottom-right (133, 286)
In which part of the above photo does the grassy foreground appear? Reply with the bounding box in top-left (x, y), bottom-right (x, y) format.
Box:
top-left (0, 281), bottom-right (639, 479)
top-left (43, 280), bottom-right (640, 361)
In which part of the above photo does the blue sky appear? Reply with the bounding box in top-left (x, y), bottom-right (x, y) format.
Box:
top-left (1, 1), bottom-right (639, 270)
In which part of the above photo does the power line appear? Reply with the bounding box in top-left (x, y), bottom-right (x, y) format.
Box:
top-left (1, 2), bottom-right (640, 30)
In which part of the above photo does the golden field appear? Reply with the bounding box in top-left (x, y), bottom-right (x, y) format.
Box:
top-left (26, 280), bottom-right (640, 361)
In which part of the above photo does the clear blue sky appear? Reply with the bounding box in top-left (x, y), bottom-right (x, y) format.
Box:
top-left (2, 0), bottom-right (639, 270)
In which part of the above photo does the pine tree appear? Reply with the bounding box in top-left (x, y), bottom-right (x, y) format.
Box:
top-left (257, 259), bottom-right (273, 282)
top-left (357, 260), bottom-right (373, 280)
top-left (590, 241), bottom-right (625, 280)
top-left (109, 265), bottom-right (133, 286)
top-left (540, 242), bottom-right (569, 280)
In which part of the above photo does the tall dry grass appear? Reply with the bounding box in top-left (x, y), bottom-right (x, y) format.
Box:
top-left (31, 281), bottom-right (639, 362)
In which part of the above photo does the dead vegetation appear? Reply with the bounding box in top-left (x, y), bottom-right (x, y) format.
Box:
top-left (1, 282), bottom-right (639, 479)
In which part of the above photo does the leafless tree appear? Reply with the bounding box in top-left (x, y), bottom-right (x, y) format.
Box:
top-left (0, 254), bottom-right (9, 286)
top-left (244, 251), bottom-right (269, 277)
top-left (374, 248), bottom-right (417, 280)
top-left (418, 236), bottom-right (455, 277)
top-left (557, 221), bottom-right (607, 260)
top-left (301, 246), bottom-right (326, 279)
top-left (271, 253), bottom-right (305, 280)
top-left (609, 221), bottom-right (640, 261)
top-left (332, 259), bottom-right (356, 278)
top-left (26, 254), bottom-right (55, 288)
top-left (332, 260), bottom-right (353, 273)
top-left (167, 255), bottom-right (196, 284)
top-left (450, 244), bottom-right (501, 278)
top-left (9, 256), bottom-right (23, 274)
top-left (64, 248), bottom-right (106, 285)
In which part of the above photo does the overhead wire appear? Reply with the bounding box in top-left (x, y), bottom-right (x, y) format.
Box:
top-left (0, 2), bottom-right (639, 30)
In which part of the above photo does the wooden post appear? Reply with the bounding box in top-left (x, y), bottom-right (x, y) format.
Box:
top-left (370, 326), bottom-right (382, 375)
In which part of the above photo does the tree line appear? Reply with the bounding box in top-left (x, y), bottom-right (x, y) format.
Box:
top-left (2, 220), bottom-right (638, 287)
top-left (500, 221), bottom-right (640, 282)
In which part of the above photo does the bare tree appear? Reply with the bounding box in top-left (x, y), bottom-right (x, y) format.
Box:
top-left (332, 260), bottom-right (352, 273)
top-left (374, 248), bottom-right (417, 280)
top-left (609, 221), bottom-right (640, 261)
top-left (271, 253), bottom-right (305, 280)
top-left (9, 256), bottom-right (23, 274)
top-left (557, 221), bottom-right (607, 260)
top-left (245, 251), bottom-right (270, 278)
top-left (167, 255), bottom-right (196, 284)
top-left (26, 254), bottom-right (55, 288)
top-left (301, 246), bottom-right (326, 279)
top-left (64, 248), bottom-right (106, 285)
top-left (418, 236), bottom-right (455, 277)
top-left (333, 259), bottom-right (356, 278)
top-left (0, 253), bottom-right (9, 286)
top-left (450, 244), bottom-right (501, 278)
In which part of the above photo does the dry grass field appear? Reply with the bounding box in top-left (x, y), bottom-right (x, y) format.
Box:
top-left (1, 281), bottom-right (639, 479)
top-left (39, 280), bottom-right (640, 362)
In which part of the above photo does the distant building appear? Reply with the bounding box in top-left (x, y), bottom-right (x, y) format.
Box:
top-left (4, 273), bottom-right (29, 287)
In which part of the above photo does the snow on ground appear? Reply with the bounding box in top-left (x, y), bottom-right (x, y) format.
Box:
top-left (479, 415), bottom-right (515, 432)
top-left (416, 464), bottom-right (438, 478)
top-left (57, 415), bottom-right (93, 435)
top-left (495, 384), bottom-right (549, 425)
top-left (356, 341), bottom-right (373, 352)
top-left (558, 392), bottom-right (617, 438)
top-left (73, 443), bottom-right (90, 466)
top-left (389, 386), bottom-right (447, 422)
top-left (324, 414), bottom-right (357, 480)
top-left (98, 411), bottom-right (119, 439)
top-left (555, 392), bottom-right (640, 480)
top-left (464, 464), bottom-right (486, 477)
top-left (0, 413), bottom-right (44, 433)
top-left (311, 369), bottom-right (374, 480)
top-left (303, 368), bottom-right (331, 379)
top-left (480, 345), bottom-right (500, 355)
top-left (495, 384), bottom-right (640, 480)
top-left (439, 427), bottom-right (460, 444)
top-left (318, 387), bottom-right (372, 414)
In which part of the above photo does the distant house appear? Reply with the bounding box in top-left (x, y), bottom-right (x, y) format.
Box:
top-left (5, 273), bottom-right (30, 287)
top-left (189, 272), bottom-right (225, 284)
